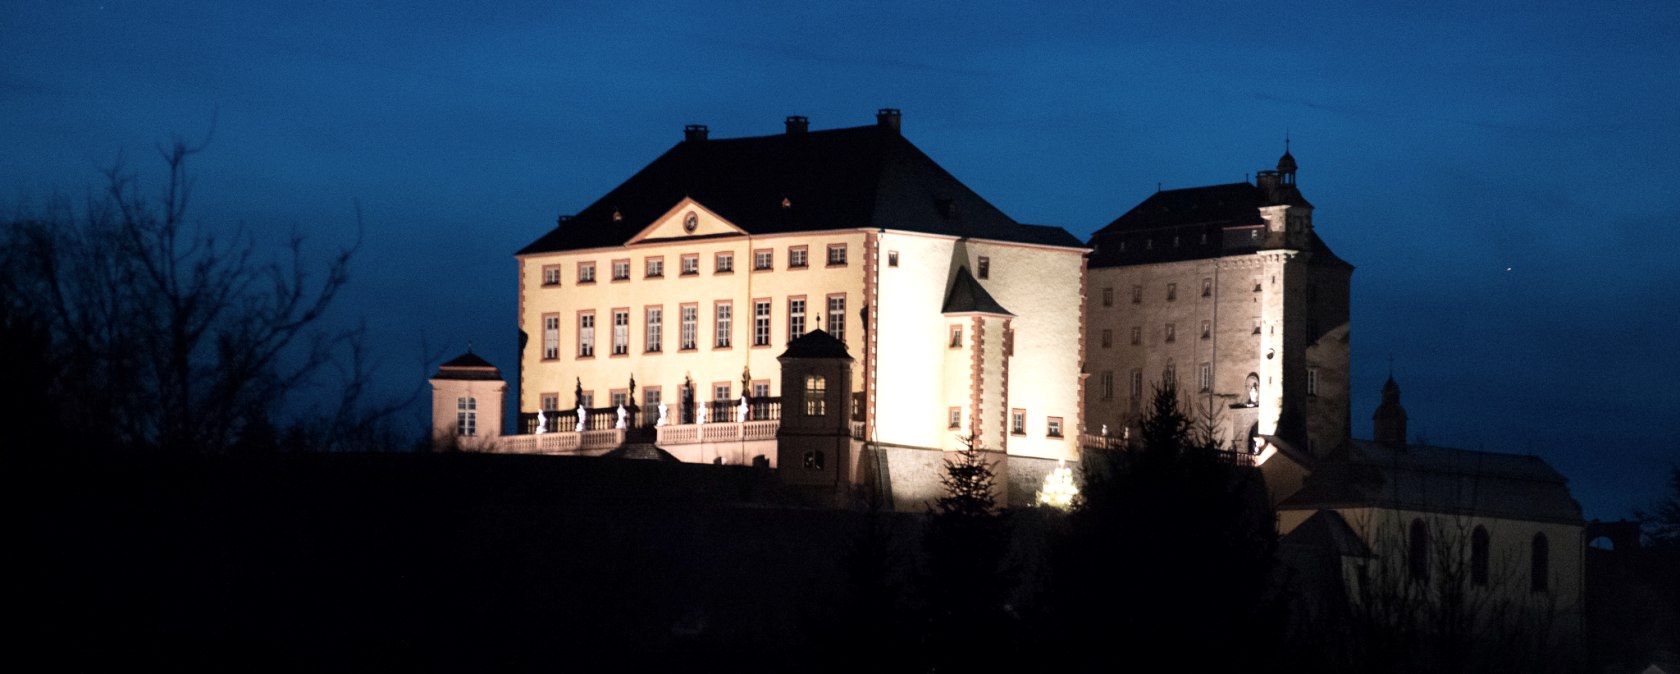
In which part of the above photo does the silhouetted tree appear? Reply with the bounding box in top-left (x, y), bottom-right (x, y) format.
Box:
top-left (921, 432), bottom-right (1015, 671)
top-left (0, 138), bottom-right (384, 453)
top-left (1051, 378), bottom-right (1282, 670)
top-left (1636, 466), bottom-right (1680, 549)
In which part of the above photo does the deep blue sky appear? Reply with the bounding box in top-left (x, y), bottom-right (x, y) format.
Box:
top-left (4, 1), bottom-right (1676, 520)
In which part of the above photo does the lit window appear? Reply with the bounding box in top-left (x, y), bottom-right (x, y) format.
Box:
top-left (804, 374), bottom-right (827, 416)
top-left (788, 298), bottom-right (806, 340)
top-left (1102, 287), bottom-right (1113, 307)
top-left (826, 244), bottom-right (847, 266)
top-left (1131, 286), bottom-right (1142, 303)
top-left (948, 407), bottom-right (961, 429)
top-left (949, 325), bottom-right (963, 348)
top-left (578, 262), bottom-right (596, 284)
top-left (789, 246), bottom-right (808, 268)
top-left (1166, 283), bottom-right (1177, 301)
top-left (888, 250), bottom-right (899, 267)
top-left (827, 296), bottom-right (845, 341)
top-left (578, 312), bottom-right (595, 358)
top-left (645, 307), bottom-right (662, 353)
top-left (715, 302), bottom-right (732, 348)
top-left (753, 249), bottom-right (773, 271)
top-left (645, 257), bottom-right (663, 278)
top-left (1047, 417), bottom-right (1063, 438)
top-left (680, 304), bottom-right (698, 350)
top-left (681, 254), bottom-right (699, 276)
top-left (456, 397), bottom-right (477, 437)
top-left (1011, 409), bottom-right (1025, 435)
top-left (1101, 329), bottom-right (1112, 349)
top-left (753, 301), bottom-right (771, 346)
top-left (1165, 323), bottom-right (1176, 343)
top-left (611, 309), bottom-right (629, 355)
top-left (715, 252), bottom-right (734, 273)
top-left (803, 450), bottom-right (824, 471)
top-left (542, 314), bottom-right (559, 360)
top-left (977, 256), bottom-right (990, 279)
top-left (542, 265), bottom-right (561, 286)
top-left (611, 259), bottom-right (630, 281)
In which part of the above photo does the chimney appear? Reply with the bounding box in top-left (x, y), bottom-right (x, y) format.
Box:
top-left (684, 124), bottom-right (709, 142)
top-left (876, 108), bottom-right (902, 133)
top-left (785, 115), bottom-right (809, 135)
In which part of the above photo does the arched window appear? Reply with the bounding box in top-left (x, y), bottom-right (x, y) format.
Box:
top-left (1471, 526), bottom-right (1490, 587)
top-left (1409, 519), bottom-right (1429, 582)
top-left (1531, 532), bottom-right (1549, 592)
top-left (804, 374), bottom-right (827, 417)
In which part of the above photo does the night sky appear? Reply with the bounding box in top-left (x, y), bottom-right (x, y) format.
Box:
top-left (4, 1), bottom-right (1676, 521)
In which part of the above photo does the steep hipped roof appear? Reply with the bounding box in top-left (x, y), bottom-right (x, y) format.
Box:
top-left (941, 266), bottom-right (1013, 316)
top-left (1087, 178), bottom-right (1348, 269)
top-left (432, 351), bottom-right (503, 381)
top-left (779, 329), bottom-right (853, 361)
top-left (1279, 440), bottom-right (1583, 525)
top-left (518, 123), bottom-right (1082, 255)
top-left (1281, 510), bottom-right (1373, 558)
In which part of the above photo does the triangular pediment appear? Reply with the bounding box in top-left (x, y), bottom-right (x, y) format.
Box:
top-left (626, 198), bottom-right (747, 244)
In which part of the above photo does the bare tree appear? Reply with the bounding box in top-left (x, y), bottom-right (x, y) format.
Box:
top-left (2, 138), bottom-right (372, 453)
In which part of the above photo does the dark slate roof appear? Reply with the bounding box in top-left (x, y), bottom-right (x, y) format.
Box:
top-left (778, 329), bottom-right (853, 361)
top-left (518, 124), bottom-right (1082, 254)
top-left (1086, 180), bottom-right (1349, 269)
top-left (1281, 510), bottom-right (1373, 558)
top-left (941, 266), bottom-right (1012, 316)
top-left (431, 351), bottom-right (502, 381)
top-left (1278, 439), bottom-right (1583, 525)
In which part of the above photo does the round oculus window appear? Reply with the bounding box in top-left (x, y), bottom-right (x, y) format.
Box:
top-left (683, 212), bottom-right (698, 233)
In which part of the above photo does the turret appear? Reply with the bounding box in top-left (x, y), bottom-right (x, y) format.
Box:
top-left (1372, 376), bottom-right (1407, 447)
top-left (429, 350), bottom-right (507, 451)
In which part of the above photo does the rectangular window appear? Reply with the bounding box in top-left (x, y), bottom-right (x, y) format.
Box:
top-left (578, 312), bottom-right (595, 358)
top-left (1047, 417), bottom-right (1063, 438)
top-left (1130, 369), bottom-right (1143, 398)
top-left (1101, 371), bottom-right (1114, 400)
top-left (826, 244), bottom-right (847, 266)
top-left (680, 254), bottom-right (699, 276)
top-left (611, 309), bottom-right (629, 355)
top-left (610, 389), bottom-right (628, 408)
top-left (948, 407), bottom-right (962, 429)
top-left (610, 259), bottom-right (630, 281)
top-left (1253, 318), bottom-right (1262, 335)
top-left (540, 393), bottom-right (559, 411)
top-left (888, 250), bottom-right (899, 267)
top-left (579, 391), bottom-right (593, 408)
top-left (1131, 326), bottom-right (1141, 345)
top-left (645, 306), bottom-right (662, 353)
top-left (542, 265), bottom-right (562, 286)
top-left (752, 380), bottom-right (770, 399)
top-left (1132, 286), bottom-right (1142, 304)
top-left (788, 246), bottom-right (808, 269)
top-left (644, 387), bottom-right (661, 411)
top-left (542, 313), bottom-right (560, 360)
top-left (949, 325), bottom-right (963, 348)
top-left (1202, 320), bottom-right (1211, 340)
top-left (804, 375), bottom-right (827, 416)
top-left (977, 256), bottom-right (990, 279)
top-left (713, 383), bottom-right (731, 403)
top-left (715, 302), bottom-right (732, 348)
top-left (826, 295), bottom-right (845, 341)
top-left (788, 297), bottom-right (806, 339)
top-left (1167, 283), bottom-right (1177, 301)
top-left (1101, 329), bottom-right (1112, 349)
top-left (1202, 278), bottom-right (1213, 297)
top-left (753, 249), bottom-right (773, 271)
top-left (578, 261), bottom-right (596, 284)
top-left (1200, 363), bottom-right (1212, 392)
top-left (1165, 323), bottom-right (1176, 343)
top-left (1011, 409), bottom-right (1026, 435)
top-left (680, 304), bottom-right (698, 351)
top-left (1308, 368), bottom-right (1319, 397)
top-left (715, 252), bottom-right (734, 273)
top-left (1102, 287), bottom-right (1113, 307)
top-left (456, 396), bottom-right (477, 437)
top-left (753, 300), bottom-right (771, 346)
top-left (645, 256), bottom-right (663, 278)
